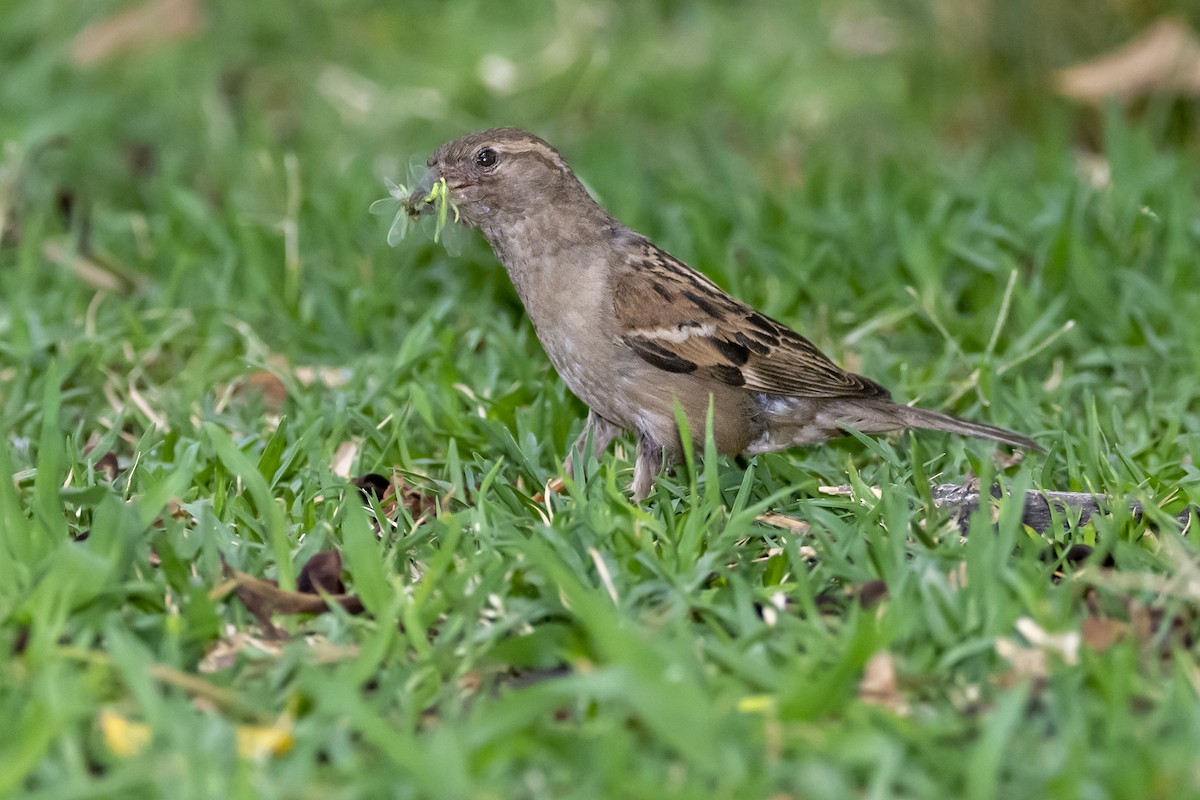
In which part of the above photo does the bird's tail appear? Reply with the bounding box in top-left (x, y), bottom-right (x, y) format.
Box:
top-left (893, 405), bottom-right (1040, 451)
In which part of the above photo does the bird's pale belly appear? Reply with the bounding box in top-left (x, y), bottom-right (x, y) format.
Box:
top-left (537, 326), bottom-right (760, 456)
top-left (536, 329), bottom-right (633, 426)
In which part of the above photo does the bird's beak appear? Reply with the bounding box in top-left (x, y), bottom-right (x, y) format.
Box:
top-left (403, 167), bottom-right (441, 217)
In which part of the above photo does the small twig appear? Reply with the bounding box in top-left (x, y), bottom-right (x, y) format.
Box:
top-left (818, 482), bottom-right (1196, 534)
top-left (929, 483), bottom-right (1195, 534)
top-left (58, 646), bottom-right (262, 718)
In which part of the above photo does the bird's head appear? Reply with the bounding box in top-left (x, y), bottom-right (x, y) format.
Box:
top-left (405, 128), bottom-right (603, 234)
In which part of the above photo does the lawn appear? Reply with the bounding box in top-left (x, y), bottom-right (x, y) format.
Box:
top-left (3, 1), bottom-right (1200, 797)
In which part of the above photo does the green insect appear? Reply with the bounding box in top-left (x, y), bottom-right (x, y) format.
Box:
top-left (422, 176), bottom-right (460, 243)
top-left (370, 175), bottom-right (460, 246)
top-left (368, 178), bottom-right (411, 246)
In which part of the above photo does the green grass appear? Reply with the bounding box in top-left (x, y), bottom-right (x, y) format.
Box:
top-left (3, 1), bottom-right (1200, 797)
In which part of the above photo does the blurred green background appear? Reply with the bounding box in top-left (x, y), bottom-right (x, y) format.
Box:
top-left (7, 0), bottom-right (1200, 483)
top-left (4, 1), bottom-right (1200, 797)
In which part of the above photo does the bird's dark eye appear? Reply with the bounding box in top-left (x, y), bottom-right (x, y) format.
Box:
top-left (474, 147), bottom-right (498, 168)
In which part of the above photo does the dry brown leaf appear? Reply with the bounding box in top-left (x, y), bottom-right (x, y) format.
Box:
top-left (996, 617), bottom-right (1082, 685)
top-left (812, 581), bottom-right (889, 614)
top-left (331, 439), bottom-right (361, 479)
top-left (200, 630), bottom-right (358, 672)
top-left (199, 630), bottom-right (285, 672)
top-left (995, 637), bottom-right (1049, 680)
top-left (220, 562), bottom-right (364, 639)
top-left (1080, 568), bottom-right (1200, 603)
top-left (1015, 616), bottom-right (1081, 665)
top-left (234, 371), bottom-right (288, 414)
top-left (94, 451), bottom-right (121, 482)
top-left (378, 471), bottom-right (438, 521)
top-left (995, 449), bottom-right (1025, 470)
top-left (293, 365), bottom-right (352, 388)
top-left (352, 473), bottom-right (390, 505)
top-left (532, 475), bottom-right (567, 504)
top-left (300, 636), bottom-right (362, 665)
top-left (296, 551), bottom-right (345, 595)
top-left (858, 651), bottom-right (909, 715)
top-left (1129, 603), bottom-right (1196, 654)
top-left (72, 0), bottom-right (202, 66)
top-left (42, 240), bottom-right (132, 292)
top-left (819, 484), bottom-right (882, 500)
top-left (1081, 616), bottom-right (1127, 652)
top-left (756, 512), bottom-right (811, 535)
top-left (164, 498), bottom-right (190, 521)
top-left (1054, 17), bottom-right (1200, 102)
top-left (858, 580), bottom-right (889, 608)
top-left (350, 471), bottom-right (439, 537)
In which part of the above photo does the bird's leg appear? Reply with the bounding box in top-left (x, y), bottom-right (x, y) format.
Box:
top-left (564, 410), bottom-right (620, 478)
top-left (631, 436), bottom-right (665, 502)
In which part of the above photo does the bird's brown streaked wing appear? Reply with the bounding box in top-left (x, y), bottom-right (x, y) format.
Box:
top-left (612, 244), bottom-right (891, 399)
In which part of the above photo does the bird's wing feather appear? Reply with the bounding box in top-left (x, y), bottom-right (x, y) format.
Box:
top-left (612, 242), bottom-right (890, 399)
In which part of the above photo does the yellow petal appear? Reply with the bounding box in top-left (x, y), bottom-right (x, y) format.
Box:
top-left (99, 710), bottom-right (152, 758)
top-left (236, 721), bottom-right (295, 759)
top-left (737, 694), bottom-right (776, 714)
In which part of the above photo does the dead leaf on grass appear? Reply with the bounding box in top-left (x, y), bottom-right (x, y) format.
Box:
top-left (389, 476), bottom-right (439, 521)
top-left (1130, 603), bottom-right (1196, 654)
top-left (1079, 568), bottom-right (1200, 603)
top-left (532, 475), bottom-right (566, 503)
top-left (812, 580), bottom-right (889, 615)
top-left (996, 616), bottom-right (1081, 685)
top-left (1081, 616), bottom-right (1127, 652)
top-left (199, 629), bottom-right (359, 673)
top-left (331, 439), bottom-right (361, 479)
top-left (94, 450), bottom-right (121, 482)
top-left (818, 484), bottom-right (882, 499)
top-left (1054, 17), bottom-right (1200, 103)
top-left (296, 550), bottom-right (345, 595)
top-left (223, 361), bottom-right (350, 418)
top-left (995, 637), bottom-right (1049, 682)
top-left (858, 651), bottom-right (910, 715)
top-left (199, 630), bottom-right (284, 672)
top-left (43, 239), bottom-right (142, 293)
top-left (858, 580), bottom-right (889, 609)
top-left (293, 365), bottom-right (352, 388)
top-left (353, 470), bottom-right (438, 522)
top-left (756, 512), bottom-right (811, 535)
top-left (233, 371), bottom-right (288, 415)
top-left (351, 473), bottom-right (390, 502)
top-left (72, 0), bottom-right (202, 66)
top-left (1015, 616), bottom-right (1080, 665)
top-left (216, 553), bottom-right (365, 638)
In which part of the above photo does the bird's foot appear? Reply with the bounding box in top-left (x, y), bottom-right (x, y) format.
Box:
top-left (563, 411), bottom-right (620, 479)
top-left (631, 437), bottom-right (665, 502)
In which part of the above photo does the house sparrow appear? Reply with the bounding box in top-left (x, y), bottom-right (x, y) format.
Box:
top-left (403, 128), bottom-right (1039, 500)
